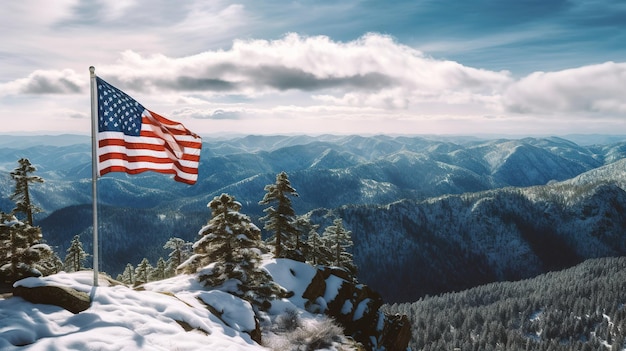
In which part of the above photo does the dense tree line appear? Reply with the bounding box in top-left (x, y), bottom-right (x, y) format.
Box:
top-left (1, 159), bottom-right (61, 284)
top-left (384, 256), bottom-right (626, 351)
top-left (112, 172), bottom-right (356, 290)
top-left (306, 175), bottom-right (626, 303)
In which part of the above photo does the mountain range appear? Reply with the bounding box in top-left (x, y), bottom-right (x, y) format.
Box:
top-left (1, 134), bottom-right (625, 303)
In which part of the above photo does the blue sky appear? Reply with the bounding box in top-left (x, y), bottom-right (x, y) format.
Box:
top-left (1, 0), bottom-right (625, 136)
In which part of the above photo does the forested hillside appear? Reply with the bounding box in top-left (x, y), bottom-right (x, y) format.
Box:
top-left (2, 135), bottom-right (626, 220)
top-left (383, 256), bottom-right (626, 351)
top-left (1, 134), bottom-right (626, 303)
top-left (312, 158), bottom-right (626, 302)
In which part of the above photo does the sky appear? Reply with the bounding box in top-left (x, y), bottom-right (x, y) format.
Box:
top-left (1, 0), bottom-right (626, 137)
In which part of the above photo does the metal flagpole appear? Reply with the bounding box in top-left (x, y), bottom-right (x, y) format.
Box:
top-left (89, 66), bottom-right (99, 287)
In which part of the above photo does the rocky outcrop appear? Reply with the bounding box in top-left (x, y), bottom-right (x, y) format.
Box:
top-left (13, 285), bottom-right (91, 314)
top-left (303, 266), bottom-right (411, 351)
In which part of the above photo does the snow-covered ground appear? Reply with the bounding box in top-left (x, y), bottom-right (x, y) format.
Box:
top-left (0, 258), bottom-right (352, 351)
top-left (0, 271), bottom-right (265, 350)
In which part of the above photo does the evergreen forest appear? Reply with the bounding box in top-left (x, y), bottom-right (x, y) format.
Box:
top-left (384, 256), bottom-right (626, 351)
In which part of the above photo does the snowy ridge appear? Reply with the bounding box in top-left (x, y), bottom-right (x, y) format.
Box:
top-left (2, 271), bottom-right (263, 350)
top-left (1, 258), bottom-right (409, 350)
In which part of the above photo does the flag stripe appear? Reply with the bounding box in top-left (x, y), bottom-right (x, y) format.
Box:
top-left (99, 151), bottom-right (200, 171)
top-left (97, 132), bottom-right (202, 149)
top-left (98, 145), bottom-right (200, 163)
top-left (100, 165), bottom-right (198, 184)
top-left (97, 113), bottom-right (201, 184)
top-left (99, 159), bottom-right (200, 176)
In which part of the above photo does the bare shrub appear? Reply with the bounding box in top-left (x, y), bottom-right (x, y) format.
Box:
top-left (264, 310), bottom-right (346, 351)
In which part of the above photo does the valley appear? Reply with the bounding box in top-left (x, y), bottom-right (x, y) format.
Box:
top-left (1, 134), bottom-right (625, 304)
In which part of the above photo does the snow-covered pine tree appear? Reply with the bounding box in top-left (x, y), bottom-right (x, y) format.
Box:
top-left (293, 215), bottom-right (313, 255)
top-left (163, 237), bottom-right (192, 277)
top-left (134, 258), bottom-right (153, 284)
top-left (150, 257), bottom-right (167, 281)
top-left (0, 212), bottom-right (61, 283)
top-left (64, 235), bottom-right (88, 272)
top-left (259, 171), bottom-right (299, 258)
top-left (179, 193), bottom-right (283, 307)
top-left (10, 158), bottom-right (44, 226)
top-left (322, 218), bottom-right (357, 275)
top-left (117, 263), bottom-right (135, 285)
top-left (305, 222), bottom-right (333, 266)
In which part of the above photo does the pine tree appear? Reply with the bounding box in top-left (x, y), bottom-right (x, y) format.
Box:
top-left (163, 237), bottom-right (192, 276)
top-left (303, 218), bottom-right (333, 266)
top-left (307, 227), bottom-right (324, 265)
top-left (179, 193), bottom-right (283, 307)
top-left (293, 215), bottom-right (313, 255)
top-left (150, 257), bottom-right (167, 281)
top-left (0, 212), bottom-right (61, 283)
top-left (117, 263), bottom-right (135, 285)
top-left (259, 171), bottom-right (299, 258)
top-left (64, 235), bottom-right (88, 272)
top-left (135, 258), bottom-right (153, 284)
top-left (10, 158), bottom-right (44, 226)
top-left (322, 218), bottom-right (356, 275)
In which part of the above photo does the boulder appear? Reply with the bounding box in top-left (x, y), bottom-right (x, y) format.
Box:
top-left (302, 267), bottom-right (410, 351)
top-left (13, 285), bottom-right (91, 314)
top-left (302, 269), bottom-right (326, 301)
top-left (380, 313), bottom-right (412, 351)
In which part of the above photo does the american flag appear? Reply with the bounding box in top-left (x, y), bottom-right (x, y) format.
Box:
top-left (96, 77), bottom-right (202, 185)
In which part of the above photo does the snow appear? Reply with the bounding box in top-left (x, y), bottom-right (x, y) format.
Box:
top-left (262, 258), bottom-right (317, 310)
top-left (198, 290), bottom-right (257, 332)
top-left (1, 257), bottom-right (358, 351)
top-left (1, 271), bottom-right (265, 350)
top-left (324, 275), bottom-right (345, 302)
top-left (353, 298), bottom-right (370, 320)
top-left (341, 300), bottom-right (353, 314)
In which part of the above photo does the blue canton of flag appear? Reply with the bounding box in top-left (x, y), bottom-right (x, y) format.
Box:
top-left (97, 78), bottom-right (143, 136)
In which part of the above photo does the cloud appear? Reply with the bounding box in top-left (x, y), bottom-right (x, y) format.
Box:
top-left (242, 66), bottom-right (394, 91)
top-left (86, 33), bottom-right (512, 110)
top-left (3, 33), bottom-right (510, 102)
top-left (503, 61), bottom-right (626, 116)
top-left (0, 69), bottom-right (84, 95)
top-left (207, 109), bottom-right (242, 120)
top-left (167, 76), bottom-right (238, 92)
top-left (3, 32), bottom-right (626, 136)
top-left (174, 107), bottom-right (243, 120)
top-left (66, 110), bottom-right (88, 119)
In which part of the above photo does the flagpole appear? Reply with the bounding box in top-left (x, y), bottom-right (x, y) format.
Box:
top-left (89, 66), bottom-right (99, 287)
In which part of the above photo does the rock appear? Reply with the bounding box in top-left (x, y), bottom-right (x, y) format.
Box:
top-left (380, 313), bottom-right (412, 351)
top-left (319, 266), bottom-right (354, 282)
top-left (302, 269), bottom-right (326, 301)
top-left (13, 285), bottom-right (91, 314)
top-left (302, 267), bottom-right (410, 351)
top-left (248, 318), bottom-right (262, 345)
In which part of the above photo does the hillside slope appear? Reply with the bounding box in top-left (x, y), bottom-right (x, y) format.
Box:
top-left (2, 135), bottom-right (626, 302)
top-left (384, 256), bottom-right (626, 351)
top-left (2, 135), bottom-right (625, 220)
top-left (312, 158), bottom-right (626, 302)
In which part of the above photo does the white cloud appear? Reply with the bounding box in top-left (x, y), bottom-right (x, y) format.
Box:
top-left (3, 33), bottom-right (512, 105)
top-left (0, 69), bottom-right (85, 95)
top-left (503, 61), bottom-right (626, 116)
top-left (2, 31), bottom-right (625, 135)
top-left (174, 3), bottom-right (247, 34)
